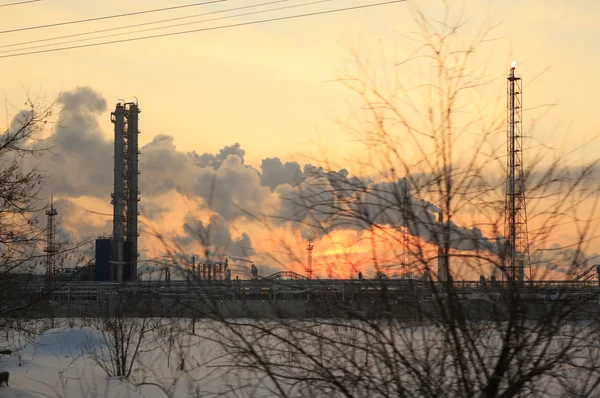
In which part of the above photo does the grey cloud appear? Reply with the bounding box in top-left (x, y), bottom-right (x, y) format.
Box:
top-left (139, 136), bottom-right (268, 222)
top-left (38, 87), bottom-right (112, 199)
top-left (140, 134), bottom-right (192, 196)
top-left (531, 244), bottom-right (599, 275)
top-left (273, 175), bottom-right (498, 252)
top-left (192, 154), bottom-right (270, 221)
top-left (273, 177), bottom-right (345, 240)
top-left (34, 88), bottom-right (504, 260)
top-left (53, 197), bottom-right (111, 242)
top-left (191, 142), bottom-right (245, 169)
top-left (177, 213), bottom-right (255, 258)
top-left (349, 179), bottom-right (497, 252)
top-left (139, 200), bottom-right (169, 221)
top-left (260, 157), bottom-right (304, 191)
top-left (304, 165), bottom-right (370, 198)
top-left (33, 88), bottom-right (267, 226)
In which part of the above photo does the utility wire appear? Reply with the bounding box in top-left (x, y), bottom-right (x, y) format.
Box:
top-left (0, 0), bottom-right (405, 59)
top-left (0, 0), bottom-right (289, 49)
top-left (0, 0), bottom-right (40, 7)
top-left (0, 0), bottom-right (225, 34)
top-left (0, 0), bottom-right (335, 54)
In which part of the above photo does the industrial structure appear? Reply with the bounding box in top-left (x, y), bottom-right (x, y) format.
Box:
top-left (400, 181), bottom-right (411, 280)
top-left (190, 258), bottom-right (232, 281)
top-left (306, 241), bottom-right (314, 279)
top-left (437, 212), bottom-right (449, 282)
top-left (95, 101), bottom-right (141, 282)
top-left (87, 67), bottom-right (533, 287)
top-left (504, 63), bottom-right (530, 283)
top-left (44, 197), bottom-right (58, 285)
top-left (18, 69), bottom-right (579, 320)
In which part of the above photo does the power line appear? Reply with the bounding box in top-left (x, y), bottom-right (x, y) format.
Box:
top-left (0, 0), bottom-right (289, 49)
top-left (0, 0), bottom-right (225, 34)
top-left (1, 0), bottom-right (335, 54)
top-left (0, 0), bottom-right (40, 7)
top-left (0, 0), bottom-right (405, 59)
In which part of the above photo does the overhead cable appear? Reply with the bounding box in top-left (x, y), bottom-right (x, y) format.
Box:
top-left (1, 0), bottom-right (335, 54)
top-left (0, 0), bottom-right (225, 34)
top-left (0, 0), bottom-right (40, 7)
top-left (0, 0), bottom-right (289, 49)
top-left (0, 0), bottom-right (405, 59)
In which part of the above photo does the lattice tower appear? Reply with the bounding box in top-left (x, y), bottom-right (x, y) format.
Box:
top-left (44, 197), bottom-right (58, 284)
top-left (504, 64), bottom-right (531, 283)
top-left (306, 241), bottom-right (314, 279)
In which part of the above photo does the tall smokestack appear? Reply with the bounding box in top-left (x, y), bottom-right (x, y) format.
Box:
top-left (437, 212), bottom-right (448, 282)
top-left (126, 103), bottom-right (140, 280)
top-left (111, 103), bottom-right (126, 282)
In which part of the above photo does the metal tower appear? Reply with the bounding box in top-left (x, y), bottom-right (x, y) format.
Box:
top-left (504, 63), bottom-right (530, 282)
top-left (44, 197), bottom-right (58, 285)
top-left (110, 101), bottom-right (140, 281)
top-left (400, 181), bottom-right (411, 279)
top-left (125, 102), bottom-right (141, 280)
top-left (306, 241), bottom-right (314, 279)
top-left (437, 212), bottom-right (449, 282)
top-left (111, 104), bottom-right (126, 282)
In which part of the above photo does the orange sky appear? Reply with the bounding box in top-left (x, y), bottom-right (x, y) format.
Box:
top-left (2, 0), bottom-right (599, 279)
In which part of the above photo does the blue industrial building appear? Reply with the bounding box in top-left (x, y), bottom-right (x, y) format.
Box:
top-left (95, 238), bottom-right (134, 281)
top-left (95, 238), bottom-right (111, 281)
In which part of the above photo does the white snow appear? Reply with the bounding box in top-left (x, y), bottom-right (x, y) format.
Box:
top-left (0, 321), bottom-right (242, 398)
top-left (1, 319), bottom-right (591, 397)
top-left (21, 327), bottom-right (102, 363)
top-left (0, 387), bottom-right (41, 398)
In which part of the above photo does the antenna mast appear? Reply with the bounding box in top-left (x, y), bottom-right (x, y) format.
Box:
top-left (306, 240), bottom-right (314, 279)
top-left (504, 63), bottom-right (530, 283)
top-left (401, 180), bottom-right (411, 279)
top-left (44, 197), bottom-right (58, 285)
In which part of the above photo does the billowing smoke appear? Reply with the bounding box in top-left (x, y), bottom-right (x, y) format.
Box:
top-left (176, 213), bottom-right (255, 258)
top-left (140, 134), bottom-right (192, 196)
top-left (191, 143), bottom-right (246, 169)
top-left (260, 157), bottom-right (304, 190)
top-left (531, 244), bottom-right (600, 275)
top-left (31, 87), bottom-right (502, 265)
top-left (52, 197), bottom-right (111, 241)
top-left (275, 176), bottom-right (499, 252)
top-left (191, 155), bottom-right (270, 221)
top-left (139, 200), bottom-right (169, 221)
top-left (38, 87), bottom-right (113, 199)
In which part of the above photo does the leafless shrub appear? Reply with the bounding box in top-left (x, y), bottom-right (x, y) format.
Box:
top-left (188, 2), bottom-right (600, 397)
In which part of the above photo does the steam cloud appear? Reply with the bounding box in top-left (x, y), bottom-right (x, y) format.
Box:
top-left (29, 87), bottom-right (503, 266)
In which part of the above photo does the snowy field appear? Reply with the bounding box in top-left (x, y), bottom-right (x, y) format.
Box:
top-left (1, 318), bottom-right (600, 397)
top-left (0, 319), bottom-right (249, 398)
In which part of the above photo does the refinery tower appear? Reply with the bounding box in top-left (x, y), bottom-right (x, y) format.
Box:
top-left (95, 101), bottom-right (141, 282)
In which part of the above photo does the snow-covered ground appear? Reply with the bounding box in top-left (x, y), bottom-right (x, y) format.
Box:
top-left (2, 318), bottom-right (599, 397)
top-left (0, 320), bottom-right (239, 398)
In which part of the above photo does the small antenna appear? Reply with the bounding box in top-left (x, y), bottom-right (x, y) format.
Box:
top-left (306, 240), bottom-right (315, 279)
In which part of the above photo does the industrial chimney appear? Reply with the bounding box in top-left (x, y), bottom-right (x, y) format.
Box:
top-left (437, 212), bottom-right (448, 282)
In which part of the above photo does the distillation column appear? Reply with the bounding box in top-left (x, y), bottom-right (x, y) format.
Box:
top-left (111, 104), bottom-right (126, 282)
top-left (126, 103), bottom-right (140, 280)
